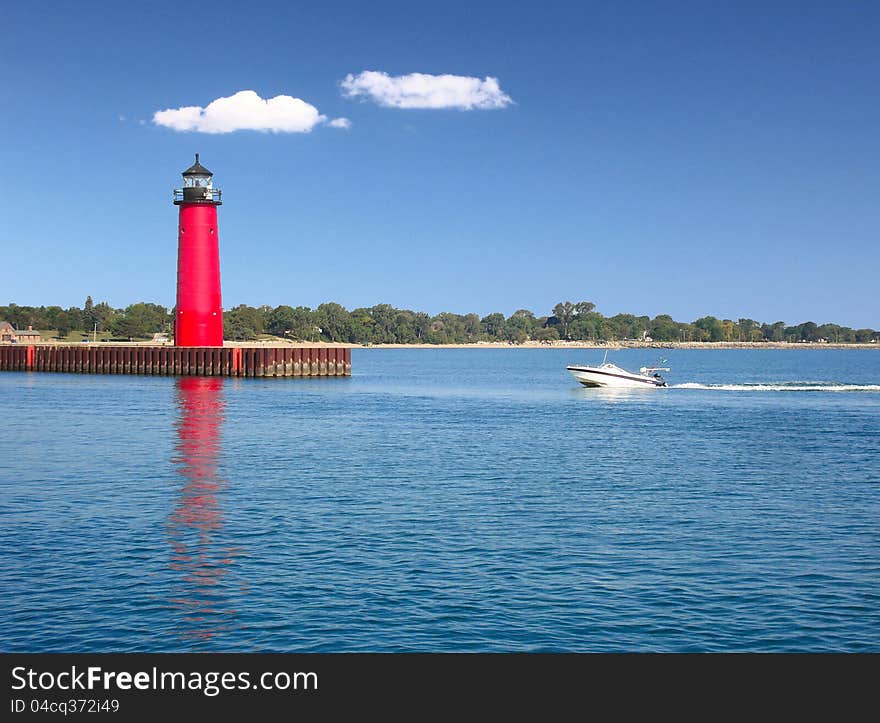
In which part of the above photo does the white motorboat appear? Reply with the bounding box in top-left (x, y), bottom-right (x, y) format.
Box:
top-left (567, 355), bottom-right (670, 388)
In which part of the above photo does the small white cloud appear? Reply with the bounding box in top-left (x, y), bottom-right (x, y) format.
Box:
top-left (329, 117), bottom-right (351, 129)
top-left (153, 90), bottom-right (328, 133)
top-left (118, 114), bottom-right (126, 122)
top-left (340, 71), bottom-right (513, 110)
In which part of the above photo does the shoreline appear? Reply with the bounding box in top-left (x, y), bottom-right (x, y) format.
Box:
top-left (355, 341), bottom-right (880, 350)
top-left (9, 340), bottom-right (877, 350)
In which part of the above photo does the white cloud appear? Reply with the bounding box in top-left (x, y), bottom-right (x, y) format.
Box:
top-left (329, 117), bottom-right (351, 129)
top-left (340, 71), bottom-right (513, 110)
top-left (153, 90), bottom-right (328, 133)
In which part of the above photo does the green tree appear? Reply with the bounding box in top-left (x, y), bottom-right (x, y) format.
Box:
top-left (82, 296), bottom-right (95, 331)
top-left (432, 312), bottom-right (468, 343)
top-left (568, 313), bottom-right (598, 340)
top-left (736, 318), bottom-right (759, 342)
top-left (462, 313), bottom-right (482, 340)
top-left (348, 308), bottom-right (376, 343)
top-left (266, 305), bottom-right (300, 336)
top-left (533, 327), bottom-right (560, 342)
top-left (693, 316), bottom-right (724, 342)
top-left (762, 321), bottom-right (786, 342)
top-left (552, 301), bottom-right (576, 339)
top-left (551, 301), bottom-right (597, 339)
top-left (799, 321), bottom-right (819, 341)
top-left (368, 304), bottom-right (399, 343)
top-left (66, 306), bottom-right (83, 331)
top-left (92, 302), bottom-right (116, 332)
top-left (481, 313), bottom-right (505, 339)
top-left (315, 302), bottom-right (351, 342)
top-left (503, 309), bottom-right (537, 341)
top-left (413, 312), bottom-right (433, 341)
top-left (606, 313), bottom-right (648, 340)
top-left (54, 310), bottom-right (75, 338)
top-left (111, 303), bottom-right (170, 338)
top-left (721, 320), bottom-right (735, 342)
top-left (650, 315), bottom-right (678, 341)
top-left (281, 306), bottom-right (321, 341)
top-left (223, 305), bottom-right (265, 340)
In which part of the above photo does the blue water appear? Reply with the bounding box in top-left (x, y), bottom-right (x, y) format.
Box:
top-left (1, 348), bottom-right (878, 652)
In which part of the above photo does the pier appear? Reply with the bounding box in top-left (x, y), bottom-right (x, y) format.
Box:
top-left (0, 345), bottom-right (351, 377)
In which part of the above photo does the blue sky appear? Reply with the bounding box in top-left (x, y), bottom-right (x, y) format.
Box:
top-left (1, 1), bottom-right (878, 327)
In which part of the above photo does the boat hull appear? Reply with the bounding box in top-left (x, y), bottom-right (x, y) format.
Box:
top-left (567, 365), bottom-right (666, 388)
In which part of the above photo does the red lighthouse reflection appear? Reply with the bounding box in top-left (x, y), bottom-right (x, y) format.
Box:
top-left (168, 376), bottom-right (239, 641)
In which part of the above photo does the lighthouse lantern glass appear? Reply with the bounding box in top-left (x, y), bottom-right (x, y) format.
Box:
top-left (184, 173), bottom-right (212, 189)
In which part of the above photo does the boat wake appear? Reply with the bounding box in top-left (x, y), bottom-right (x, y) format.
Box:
top-left (673, 382), bottom-right (880, 392)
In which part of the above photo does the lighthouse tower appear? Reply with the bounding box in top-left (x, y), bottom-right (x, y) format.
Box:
top-left (173, 154), bottom-right (224, 347)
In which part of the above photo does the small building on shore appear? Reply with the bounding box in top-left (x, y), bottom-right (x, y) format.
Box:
top-left (0, 322), bottom-right (41, 343)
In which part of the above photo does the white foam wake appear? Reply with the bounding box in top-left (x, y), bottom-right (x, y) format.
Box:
top-left (673, 382), bottom-right (880, 392)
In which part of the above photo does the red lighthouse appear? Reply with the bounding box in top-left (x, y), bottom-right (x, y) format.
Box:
top-left (173, 154), bottom-right (224, 347)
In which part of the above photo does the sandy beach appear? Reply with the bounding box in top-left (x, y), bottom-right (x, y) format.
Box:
top-left (354, 340), bottom-right (880, 350)
top-left (32, 339), bottom-right (878, 350)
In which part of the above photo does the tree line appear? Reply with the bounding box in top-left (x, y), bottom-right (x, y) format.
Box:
top-left (1, 298), bottom-right (877, 344)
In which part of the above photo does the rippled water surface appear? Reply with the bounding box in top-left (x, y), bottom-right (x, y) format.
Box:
top-left (1, 348), bottom-right (878, 651)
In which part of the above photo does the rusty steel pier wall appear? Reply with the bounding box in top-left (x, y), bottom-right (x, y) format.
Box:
top-left (0, 346), bottom-right (351, 378)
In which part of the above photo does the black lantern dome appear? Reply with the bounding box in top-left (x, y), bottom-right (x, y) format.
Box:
top-left (182, 153), bottom-right (213, 178)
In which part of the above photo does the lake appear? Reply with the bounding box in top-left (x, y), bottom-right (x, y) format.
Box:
top-left (1, 348), bottom-right (878, 651)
